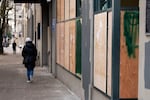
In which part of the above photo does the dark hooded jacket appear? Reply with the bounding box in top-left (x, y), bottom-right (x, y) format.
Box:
top-left (22, 41), bottom-right (37, 69)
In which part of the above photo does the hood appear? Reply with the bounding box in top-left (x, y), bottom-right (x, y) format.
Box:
top-left (26, 41), bottom-right (34, 48)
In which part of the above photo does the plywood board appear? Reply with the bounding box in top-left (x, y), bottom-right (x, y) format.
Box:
top-left (69, 0), bottom-right (76, 19)
top-left (65, 0), bottom-right (69, 20)
top-left (69, 20), bottom-right (76, 74)
top-left (64, 21), bottom-right (70, 70)
top-left (60, 0), bottom-right (65, 21)
top-left (107, 12), bottom-right (112, 96)
top-left (56, 23), bottom-right (60, 63)
top-left (120, 11), bottom-right (139, 98)
top-left (94, 12), bottom-right (107, 93)
top-left (59, 23), bottom-right (62, 65)
top-left (60, 22), bottom-right (65, 67)
top-left (57, 0), bottom-right (61, 22)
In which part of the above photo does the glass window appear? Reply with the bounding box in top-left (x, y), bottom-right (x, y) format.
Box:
top-left (107, 0), bottom-right (112, 9)
top-left (76, 0), bottom-right (82, 17)
top-left (94, 0), bottom-right (112, 12)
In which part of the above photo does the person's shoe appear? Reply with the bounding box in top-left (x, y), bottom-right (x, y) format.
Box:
top-left (26, 80), bottom-right (31, 83)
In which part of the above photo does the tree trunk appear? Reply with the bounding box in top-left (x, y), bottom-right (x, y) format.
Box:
top-left (0, 0), bottom-right (9, 54)
top-left (0, 28), bottom-right (3, 54)
top-left (0, 17), bottom-right (6, 54)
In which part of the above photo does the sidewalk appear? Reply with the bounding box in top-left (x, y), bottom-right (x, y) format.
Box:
top-left (0, 53), bottom-right (80, 100)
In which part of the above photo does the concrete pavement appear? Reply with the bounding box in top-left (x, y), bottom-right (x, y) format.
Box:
top-left (0, 53), bottom-right (80, 100)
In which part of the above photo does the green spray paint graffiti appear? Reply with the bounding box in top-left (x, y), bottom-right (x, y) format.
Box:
top-left (124, 11), bottom-right (139, 58)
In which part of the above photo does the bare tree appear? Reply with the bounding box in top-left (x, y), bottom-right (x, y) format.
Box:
top-left (0, 0), bottom-right (12, 54)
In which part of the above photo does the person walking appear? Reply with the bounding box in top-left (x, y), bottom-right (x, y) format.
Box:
top-left (22, 37), bottom-right (37, 83)
top-left (12, 40), bottom-right (17, 54)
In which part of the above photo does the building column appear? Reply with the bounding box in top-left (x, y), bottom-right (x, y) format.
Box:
top-left (111, 0), bottom-right (120, 100)
top-left (47, 2), bottom-right (52, 72)
top-left (82, 0), bottom-right (94, 100)
top-left (41, 2), bottom-right (49, 66)
top-left (51, 0), bottom-right (57, 76)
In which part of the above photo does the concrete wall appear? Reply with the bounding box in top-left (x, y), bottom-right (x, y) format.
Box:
top-left (56, 65), bottom-right (84, 100)
top-left (56, 64), bottom-right (111, 100)
top-left (22, 4), bottom-right (27, 41)
top-left (91, 88), bottom-right (109, 100)
top-left (34, 4), bottom-right (42, 66)
top-left (139, 0), bottom-right (150, 100)
top-left (35, 4), bottom-right (41, 24)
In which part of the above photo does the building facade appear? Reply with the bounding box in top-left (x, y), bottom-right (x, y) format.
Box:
top-left (19, 0), bottom-right (150, 100)
top-left (139, 0), bottom-right (150, 100)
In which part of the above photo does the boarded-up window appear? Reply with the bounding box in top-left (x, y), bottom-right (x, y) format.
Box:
top-left (65, 0), bottom-right (70, 20)
top-left (120, 11), bottom-right (139, 99)
top-left (65, 21), bottom-right (70, 70)
top-left (70, 0), bottom-right (76, 19)
top-left (60, 23), bottom-right (65, 66)
top-left (94, 12), bottom-right (107, 93)
top-left (56, 23), bottom-right (60, 63)
top-left (57, 0), bottom-right (61, 22)
top-left (56, 0), bottom-right (81, 76)
top-left (56, 23), bottom-right (65, 66)
top-left (60, 0), bottom-right (65, 21)
top-left (69, 20), bottom-right (76, 74)
top-left (56, 20), bottom-right (77, 74)
top-left (107, 12), bottom-right (112, 96)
